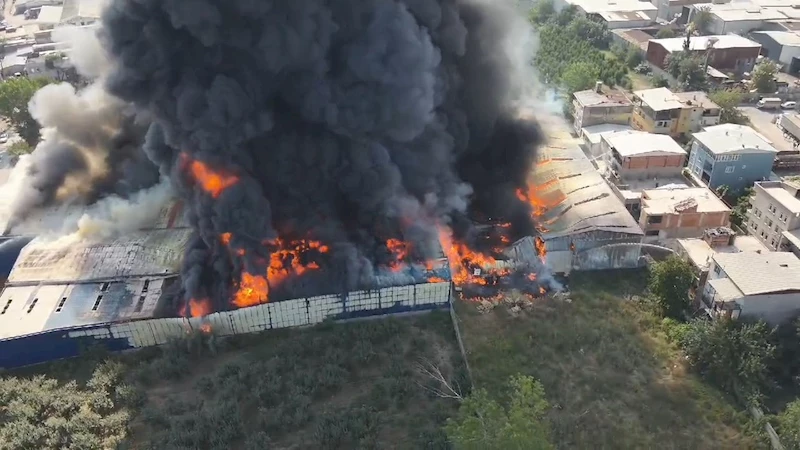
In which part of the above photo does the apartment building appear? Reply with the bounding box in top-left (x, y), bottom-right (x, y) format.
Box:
top-left (631, 88), bottom-right (721, 138)
top-left (639, 186), bottom-right (731, 239)
top-left (601, 130), bottom-right (686, 179)
top-left (687, 124), bottom-right (778, 192)
top-left (572, 83), bottom-right (633, 135)
top-left (746, 180), bottom-right (800, 252)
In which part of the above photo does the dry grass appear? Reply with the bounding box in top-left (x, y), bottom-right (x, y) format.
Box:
top-left (455, 269), bottom-right (763, 450)
top-left (629, 72), bottom-right (655, 91)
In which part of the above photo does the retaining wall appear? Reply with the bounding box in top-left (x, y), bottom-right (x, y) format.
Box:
top-left (0, 282), bottom-right (452, 369)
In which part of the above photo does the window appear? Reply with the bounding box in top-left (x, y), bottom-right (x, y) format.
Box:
top-left (142, 280), bottom-right (150, 293)
top-left (772, 239), bottom-right (777, 247)
top-left (775, 224), bottom-right (781, 232)
top-left (752, 223), bottom-right (758, 231)
top-left (725, 166), bottom-right (735, 174)
top-left (100, 282), bottom-right (110, 292)
top-left (648, 215), bottom-right (663, 224)
top-left (26, 298), bottom-right (38, 314)
top-left (92, 295), bottom-right (103, 311)
top-left (754, 208), bottom-right (761, 217)
top-left (0, 298), bottom-right (11, 315)
top-left (134, 296), bottom-right (146, 313)
top-left (768, 219), bottom-right (773, 227)
top-left (646, 230), bottom-right (660, 236)
top-left (55, 297), bottom-right (67, 313)
top-left (717, 155), bottom-right (741, 162)
top-left (714, 265), bottom-right (721, 275)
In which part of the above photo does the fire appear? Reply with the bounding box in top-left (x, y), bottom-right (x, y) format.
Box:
top-left (200, 323), bottom-right (212, 334)
top-left (439, 228), bottom-right (505, 286)
top-left (181, 153), bottom-right (239, 198)
top-left (222, 233), bottom-right (331, 308)
top-left (386, 238), bottom-right (409, 271)
top-left (427, 276), bottom-right (446, 283)
top-left (534, 236), bottom-right (547, 264)
top-left (180, 297), bottom-right (212, 318)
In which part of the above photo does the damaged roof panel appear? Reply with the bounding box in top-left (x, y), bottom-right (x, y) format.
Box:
top-left (8, 228), bottom-right (192, 284)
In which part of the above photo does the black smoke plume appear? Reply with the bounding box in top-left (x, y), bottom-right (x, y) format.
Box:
top-left (100, 0), bottom-right (544, 310)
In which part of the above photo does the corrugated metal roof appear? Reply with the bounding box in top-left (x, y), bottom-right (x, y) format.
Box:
top-left (8, 228), bottom-right (191, 284)
top-left (533, 144), bottom-right (643, 239)
top-left (752, 30), bottom-right (800, 47)
top-left (0, 278), bottom-right (168, 340)
top-left (713, 251), bottom-right (800, 295)
top-left (651, 35), bottom-right (761, 52)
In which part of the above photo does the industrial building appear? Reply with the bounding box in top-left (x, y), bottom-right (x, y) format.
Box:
top-left (751, 31), bottom-right (800, 72)
top-left (518, 114), bottom-right (644, 274)
top-left (646, 35), bottom-right (761, 75)
top-left (0, 199), bottom-right (453, 368)
top-left (553, 0), bottom-right (657, 28)
top-left (688, 124), bottom-right (778, 192)
top-left (702, 251), bottom-right (800, 324)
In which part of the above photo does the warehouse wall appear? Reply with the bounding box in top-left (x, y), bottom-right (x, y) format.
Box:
top-left (0, 282), bottom-right (451, 369)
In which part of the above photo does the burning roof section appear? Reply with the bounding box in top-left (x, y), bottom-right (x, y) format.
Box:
top-left (528, 145), bottom-right (643, 239)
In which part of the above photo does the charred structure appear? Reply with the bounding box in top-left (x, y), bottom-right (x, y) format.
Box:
top-left (95, 0), bottom-right (545, 312)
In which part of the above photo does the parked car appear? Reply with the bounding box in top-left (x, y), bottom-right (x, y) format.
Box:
top-left (0, 133), bottom-right (9, 144)
top-left (782, 101), bottom-right (797, 110)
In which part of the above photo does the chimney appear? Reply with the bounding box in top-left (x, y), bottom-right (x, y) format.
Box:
top-left (595, 81), bottom-right (603, 93)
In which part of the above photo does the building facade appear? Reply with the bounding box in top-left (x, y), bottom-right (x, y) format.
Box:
top-left (687, 124), bottom-right (778, 192)
top-left (601, 130), bottom-right (686, 179)
top-left (572, 84), bottom-right (633, 134)
top-left (702, 251), bottom-right (800, 324)
top-left (751, 31), bottom-right (800, 72)
top-left (631, 88), bottom-right (721, 138)
top-left (646, 35), bottom-right (761, 74)
top-left (746, 180), bottom-right (800, 251)
top-left (639, 187), bottom-right (731, 239)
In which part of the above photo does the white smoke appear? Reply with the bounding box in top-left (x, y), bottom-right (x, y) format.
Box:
top-left (2, 24), bottom-right (168, 240)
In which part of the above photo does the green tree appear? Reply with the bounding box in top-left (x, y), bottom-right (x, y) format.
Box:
top-left (7, 140), bottom-right (32, 156)
top-left (651, 74), bottom-right (670, 88)
top-left (656, 28), bottom-right (677, 39)
top-left (625, 48), bottom-right (643, 69)
top-left (752, 60), bottom-right (778, 93)
top-left (445, 375), bottom-right (553, 450)
top-left (691, 6), bottom-right (713, 34)
top-left (528, 0), bottom-right (555, 26)
top-left (729, 187), bottom-right (753, 227)
top-left (648, 255), bottom-right (695, 319)
top-left (776, 399), bottom-right (800, 448)
top-left (566, 16), bottom-right (610, 48)
top-left (709, 89), bottom-right (746, 124)
top-left (561, 61), bottom-right (600, 96)
top-left (677, 55), bottom-right (709, 91)
top-left (680, 318), bottom-right (775, 401)
top-left (0, 77), bottom-right (52, 146)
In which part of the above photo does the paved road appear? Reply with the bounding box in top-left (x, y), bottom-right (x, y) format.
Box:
top-left (739, 106), bottom-right (797, 152)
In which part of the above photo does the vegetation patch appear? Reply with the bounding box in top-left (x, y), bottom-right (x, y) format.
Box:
top-left (455, 270), bottom-right (763, 449)
top-left (1, 312), bottom-right (466, 450)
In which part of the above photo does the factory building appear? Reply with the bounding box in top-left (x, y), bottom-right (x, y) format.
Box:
top-left (0, 199), bottom-right (453, 369)
top-left (514, 138), bottom-right (644, 275)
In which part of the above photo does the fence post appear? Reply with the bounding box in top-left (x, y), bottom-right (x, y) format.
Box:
top-left (447, 285), bottom-right (474, 388)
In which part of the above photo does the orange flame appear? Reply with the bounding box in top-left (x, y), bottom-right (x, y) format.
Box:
top-left (534, 236), bottom-right (547, 264)
top-left (200, 323), bottom-right (212, 333)
top-left (427, 276), bottom-right (446, 283)
top-left (439, 228), bottom-right (506, 286)
top-left (224, 236), bottom-right (331, 308)
top-left (181, 153), bottom-right (239, 198)
top-left (180, 297), bottom-right (212, 318)
top-left (386, 238), bottom-right (409, 271)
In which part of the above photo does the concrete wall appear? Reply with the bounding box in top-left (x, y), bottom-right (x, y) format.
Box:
top-left (689, 140), bottom-right (775, 192)
top-left (640, 208), bottom-right (730, 239)
top-left (747, 182), bottom-right (800, 251)
top-left (741, 293), bottom-right (800, 325)
top-left (0, 282), bottom-right (452, 368)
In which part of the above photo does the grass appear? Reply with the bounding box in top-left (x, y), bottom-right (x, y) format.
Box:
top-left (2, 311), bottom-right (466, 450)
top-left (629, 72), bottom-right (655, 91)
top-left (455, 269), bottom-right (764, 449)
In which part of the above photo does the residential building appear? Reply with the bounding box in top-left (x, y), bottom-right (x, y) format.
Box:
top-left (674, 92), bottom-right (721, 130)
top-left (601, 130), bottom-right (687, 179)
top-left (630, 88), bottom-right (721, 138)
top-left (572, 83), bottom-right (633, 135)
top-left (750, 31), bottom-right (800, 72)
top-left (579, 123), bottom-right (633, 159)
top-left (746, 180), bottom-right (800, 252)
top-left (677, 231), bottom-right (769, 291)
top-left (639, 186), bottom-right (731, 239)
top-left (646, 35), bottom-right (761, 74)
top-left (702, 251), bottom-right (800, 324)
top-left (687, 124), bottom-right (778, 192)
